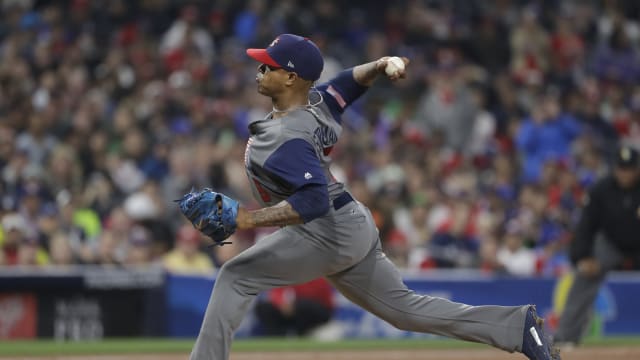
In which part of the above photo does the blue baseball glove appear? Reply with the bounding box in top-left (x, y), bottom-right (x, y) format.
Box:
top-left (175, 188), bottom-right (239, 246)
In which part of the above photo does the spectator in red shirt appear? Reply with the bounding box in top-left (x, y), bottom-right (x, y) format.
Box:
top-left (254, 278), bottom-right (334, 337)
top-left (1, 213), bottom-right (29, 265)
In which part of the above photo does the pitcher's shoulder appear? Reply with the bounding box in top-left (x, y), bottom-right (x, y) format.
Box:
top-left (281, 108), bottom-right (322, 134)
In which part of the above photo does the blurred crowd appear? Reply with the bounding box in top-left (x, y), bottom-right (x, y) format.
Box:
top-left (1, 0), bottom-right (639, 277)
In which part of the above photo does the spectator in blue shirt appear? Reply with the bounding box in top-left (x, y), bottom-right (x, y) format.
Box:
top-left (516, 93), bottom-right (582, 182)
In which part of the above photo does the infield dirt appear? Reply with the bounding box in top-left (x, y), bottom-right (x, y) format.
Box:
top-left (3, 346), bottom-right (639, 360)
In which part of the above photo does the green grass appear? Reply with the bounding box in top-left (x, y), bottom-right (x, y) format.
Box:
top-left (0, 337), bottom-right (639, 357)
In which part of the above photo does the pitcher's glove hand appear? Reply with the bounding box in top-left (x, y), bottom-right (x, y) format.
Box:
top-left (175, 188), bottom-right (239, 246)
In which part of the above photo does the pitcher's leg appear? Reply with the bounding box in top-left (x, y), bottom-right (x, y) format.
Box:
top-left (190, 263), bottom-right (255, 360)
top-left (328, 243), bottom-right (527, 352)
top-left (190, 228), bottom-right (334, 360)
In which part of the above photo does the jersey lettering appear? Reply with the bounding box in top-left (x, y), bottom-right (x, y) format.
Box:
top-left (313, 126), bottom-right (338, 156)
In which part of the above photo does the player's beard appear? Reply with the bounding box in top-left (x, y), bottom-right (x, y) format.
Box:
top-left (256, 78), bottom-right (282, 99)
top-left (255, 73), bottom-right (271, 97)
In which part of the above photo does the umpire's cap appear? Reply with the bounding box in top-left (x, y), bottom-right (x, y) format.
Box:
top-left (246, 34), bottom-right (324, 81)
top-left (615, 145), bottom-right (640, 169)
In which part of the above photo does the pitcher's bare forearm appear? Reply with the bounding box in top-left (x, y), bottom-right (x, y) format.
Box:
top-left (236, 201), bottom-right (303, 229)
top-left (352, 60), bottom-right (383, 86)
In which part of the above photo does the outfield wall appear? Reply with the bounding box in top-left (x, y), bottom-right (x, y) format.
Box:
top-left (1, 267), bottom-right (639, 340)
top-left (0, 267), bottom-right (166, 340)
top-left (166, 270), bottom-right (640, 339)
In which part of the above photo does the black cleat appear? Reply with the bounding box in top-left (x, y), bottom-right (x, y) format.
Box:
top-left (522, 306), bottom-right (561, 360)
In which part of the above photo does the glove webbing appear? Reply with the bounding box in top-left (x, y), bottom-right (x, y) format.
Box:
top-left (173, 190), bottom-right (233, 247)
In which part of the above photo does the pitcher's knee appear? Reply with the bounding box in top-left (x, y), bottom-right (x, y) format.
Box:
top-left (380, 311), bottom-right (410, 331)
top-left (217, 257), bottom-right (260, 295)
top-left (388, 318), bottom-right (405, 330)
top-left (383, 311), bottom-right (448, 332)
top-left (392, 319), bottom-right (424, 332)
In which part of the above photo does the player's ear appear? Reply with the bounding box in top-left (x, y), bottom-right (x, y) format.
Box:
top-left (284, 72), bottom-right (299, 86)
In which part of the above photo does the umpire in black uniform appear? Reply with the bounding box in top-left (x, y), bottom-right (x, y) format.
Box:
top-left (554, 145), bottom-right (640, 346)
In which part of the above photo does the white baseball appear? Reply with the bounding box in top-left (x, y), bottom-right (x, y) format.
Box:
top-left (385, 56), bottom-right (405, 76)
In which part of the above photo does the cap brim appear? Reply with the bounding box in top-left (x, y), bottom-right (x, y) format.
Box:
top-left (246, 49), bottom-right (280, 68)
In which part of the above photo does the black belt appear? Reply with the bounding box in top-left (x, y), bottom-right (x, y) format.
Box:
top-left (333, 192), bottom-right (354, 210)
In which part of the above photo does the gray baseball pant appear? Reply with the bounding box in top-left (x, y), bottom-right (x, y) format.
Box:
top-left (190, 201), bottom-right (528, 360)
top-left (554, 234), bottom-right (624, 343)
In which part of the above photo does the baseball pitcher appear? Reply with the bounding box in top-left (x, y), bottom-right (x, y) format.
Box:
top-left (177, 34), bottom-right (560, 360)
